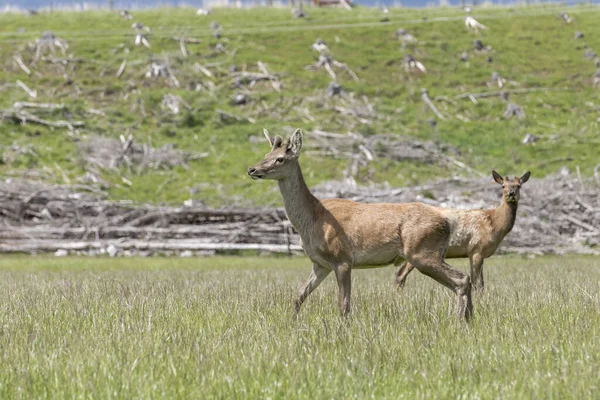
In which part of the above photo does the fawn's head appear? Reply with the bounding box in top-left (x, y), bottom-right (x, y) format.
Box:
top-left (492, 170), bottom-right (531, 203)
top-left (247, 129), bottom-right (303, 180)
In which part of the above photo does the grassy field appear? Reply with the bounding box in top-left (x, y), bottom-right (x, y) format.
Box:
top-left (1, 254), bottom-right (599, 398)
top-left (1, 6), bottom-right (600, 206)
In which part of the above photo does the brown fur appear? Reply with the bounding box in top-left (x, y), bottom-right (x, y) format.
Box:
top-left (248, 129), bottom-right (473, 321)
top-left (395, 170), bottom-right (531, 291)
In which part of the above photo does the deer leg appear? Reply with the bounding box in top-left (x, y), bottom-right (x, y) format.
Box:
top-left (295, 263), bottom-right (331, 315)
top-left (395, 261), bottom-right (415, 288)
top-left (410, 255), bottom-right (473, 322)
top-left (470, 253), bottom-right (485, 292)
top-left (334, 263), bottom-right (352, 317)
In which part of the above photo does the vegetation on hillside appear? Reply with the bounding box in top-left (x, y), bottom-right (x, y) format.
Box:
top-left (0, 5), bottom-right (599, 206)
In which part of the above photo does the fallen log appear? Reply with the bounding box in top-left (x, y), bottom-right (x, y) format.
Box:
top-left (0, 239), bottom-right (303, 254)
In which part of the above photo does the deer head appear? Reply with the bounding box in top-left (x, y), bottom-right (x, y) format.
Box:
top-left (247, 129), bottom-right (303, 180)
top-left (492, 170), bottom-right (531, 203)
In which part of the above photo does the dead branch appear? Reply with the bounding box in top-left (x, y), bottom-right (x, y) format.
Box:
top-left (16, 80), bottom-right (37, 98)
top-left (257, 61), bottom-right (281, 93)
top-left (421, 88), bottom-right (446, 120)
top-left (179, 36), bottom-right (188, 57)
top-left (13, 101), bottom-right (63, 110)
top-left (13, 55), bottom-right (31, 75)
top-left (307, 54), bottom-right (359, 82)
top-left (116, 60), bottom-right (127, 78)
top-left (2, 110), bottom-right (83, 130)
top-left (455, 87), bottom-right (571, 100)
top-left (0, 173), bottom-right (598, 256)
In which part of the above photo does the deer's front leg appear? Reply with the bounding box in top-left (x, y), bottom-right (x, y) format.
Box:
top-left (470, 253), bottom-right (484, 292)
top-left (295, 263), bottom-right (331, 315)
top-left (334, 263), bottom-right (352, 317)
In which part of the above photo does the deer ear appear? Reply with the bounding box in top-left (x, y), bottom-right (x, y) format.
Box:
top-left (519, 171), bottom-right (531, 184)
top-left (492, 170), bottom-right (503, 185)
top-left (287, 129), bottom-right (303, 157)
top-left (263, 128), bottom-right (274, 148)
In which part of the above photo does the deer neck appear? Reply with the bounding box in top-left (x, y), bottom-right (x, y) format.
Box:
top-left (491, 197), bottom-right (518, 236)
top-left (277, 160), bottom-right (319, 236)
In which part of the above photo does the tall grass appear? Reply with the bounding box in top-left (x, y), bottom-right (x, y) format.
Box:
top-left (0, 255), bottom-right (598, 398)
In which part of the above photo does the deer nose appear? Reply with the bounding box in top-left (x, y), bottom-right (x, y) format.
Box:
top-left (508, 190), bottom-right (516, 196)
top-left (247, 167), bottom-right (256, 175)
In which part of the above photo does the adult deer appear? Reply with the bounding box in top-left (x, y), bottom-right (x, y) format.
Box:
top-left (247, 129), bottom-right (473, 321)
top-left (395, 170), bottom-right (531, 291)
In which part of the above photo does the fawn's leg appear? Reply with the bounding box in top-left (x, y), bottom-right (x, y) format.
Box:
top-left (470, 253), bottom-right (485, 292)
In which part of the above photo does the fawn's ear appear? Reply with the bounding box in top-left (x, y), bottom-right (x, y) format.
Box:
top-left (519, 171), bottom-right (531, 184)
top-left (287, 129), bottom-right (303, 157)
top-left (492, 170), bottom-right (504, 185)
top-left (263, 128), bottom-right (274, 148)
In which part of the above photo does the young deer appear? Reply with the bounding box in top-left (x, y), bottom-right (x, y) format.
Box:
top-left (248, 129), bottom-right (473, 321)
top-left (395, 170), bottom-right (531, 291)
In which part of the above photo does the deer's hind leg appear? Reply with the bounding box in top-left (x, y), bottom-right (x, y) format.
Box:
top-left (395, 261), bottom-right (415, 288)
top-left (295, 263), bottom-right (331, 315)
top-left (410, 254), bottom-right (473, 321)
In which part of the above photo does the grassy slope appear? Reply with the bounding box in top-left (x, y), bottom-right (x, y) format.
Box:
top-left (0, 6), bottom-right (599, 206)
top-left (0, 255), bottom-right (599, 398)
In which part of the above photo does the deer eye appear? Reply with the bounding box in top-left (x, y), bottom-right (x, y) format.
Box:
top-left (275, 157), bottom-right (284, 163)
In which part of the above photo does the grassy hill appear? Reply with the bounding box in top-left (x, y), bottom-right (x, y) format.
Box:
top-left (0, 5), bottom-right (599, 206)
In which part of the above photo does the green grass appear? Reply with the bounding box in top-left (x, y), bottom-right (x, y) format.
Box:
top-left (1, 5), bottom-right (600, 206)
top-left (1, 255), bottom-right (599, 398)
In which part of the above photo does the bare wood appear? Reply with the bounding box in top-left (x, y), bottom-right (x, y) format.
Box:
top-left (194, 63), bottom-right (213, 78)
top-left (87, 109), bottom-right (106, 117)
top-left (13, 55), bottom-right (31, 75)
top-left (561, 213), bottom-right (599, 234)
top-left (455, 87), bottom-right (571, 100)
top-left (172, 36), bottom-right (203, 43)
top-left (165, 62), bottom-right (180, 88)
top-left (257, 61), bottom-right (281, 93)
top-left (116, 60), bottom-right (127, 78)
top-left (216, 109), bottom-right (256, 124)
top-left (16, 80), bottom-right (37, 98)
top-left (331, 60), bottom-right (359, 82)
top-left (42, 57), bottom-right (85, 64)
top-left (14, 101), bottom-right (64, 110)
top-left (421, 88), bottom-right (446, 120)
top-left (230, 71), bottom-right (278, 81)
top-left (5, 111), bottom-right (84, 130)
top-left (0, 240), bottom-right (303, 254)
top-left (179, 36), bottom-right (188, 58)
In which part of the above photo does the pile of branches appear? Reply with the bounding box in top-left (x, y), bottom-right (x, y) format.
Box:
top-left (78, 135), bottom-right (206, 173)
top-left (0, 172), bottom-right (598, 256)
top-left (304, 129), bottom-right (462, 182)
top-left (0, 179), bottom-right (300, 256)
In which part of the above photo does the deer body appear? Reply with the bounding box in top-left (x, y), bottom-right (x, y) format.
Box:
top-left (396, 171), bottom-right (530, 290)
top-left (249, 129), bottom-right (473, 321)
top-left (444, 201), bottom-right (516, 258)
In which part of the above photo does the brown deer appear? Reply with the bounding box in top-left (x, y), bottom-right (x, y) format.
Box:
top-left (395, 170), bottom-right (531, 291)
top-left (247, 129), bottom-right (473, 321)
